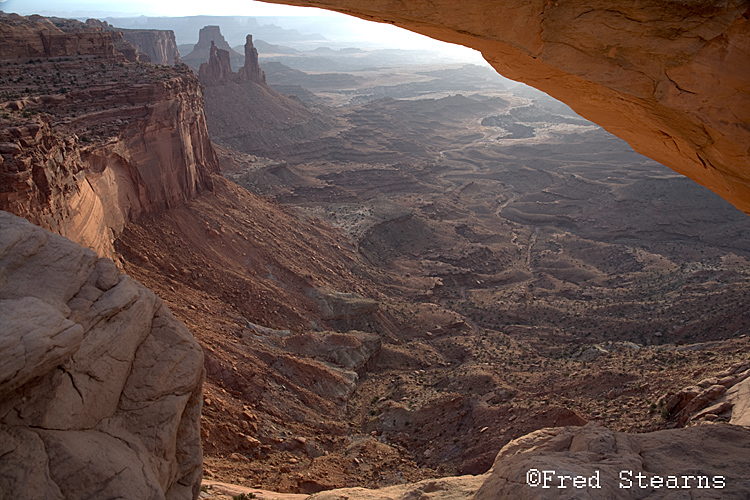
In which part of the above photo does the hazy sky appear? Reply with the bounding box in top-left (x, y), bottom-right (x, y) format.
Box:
top-left (0, 0), bottom-right (335, 17)
top-left (1, 0), bottom-right (486, 59)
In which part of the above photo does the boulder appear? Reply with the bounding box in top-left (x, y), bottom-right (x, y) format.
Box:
top-left (475, 423), bottom-right (750, 499)
top-left (0, 211), bottom-right (205, 500)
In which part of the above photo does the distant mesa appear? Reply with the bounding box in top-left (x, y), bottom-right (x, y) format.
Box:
top-left (182, 25), bottom-right (243, 70)
top-left (197, 27), bottom-right (335, 156)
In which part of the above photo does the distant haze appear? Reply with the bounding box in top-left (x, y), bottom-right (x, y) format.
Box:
top-left (2, 0), bottom-right (487, 61)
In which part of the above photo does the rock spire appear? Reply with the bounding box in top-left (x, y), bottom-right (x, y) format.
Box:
top-left (199, 32), bottom-right (267, 87)
top-left (198, 41), bottom-right (234, 85)
top-left (237, 34), bottom-right (266, 84)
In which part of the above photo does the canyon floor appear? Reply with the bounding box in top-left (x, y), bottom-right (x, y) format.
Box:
top-left (117, 54), bottom-right (750, 493)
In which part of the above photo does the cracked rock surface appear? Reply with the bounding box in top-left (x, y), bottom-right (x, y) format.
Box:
top-left (0, 211), bottom-right (205, 500)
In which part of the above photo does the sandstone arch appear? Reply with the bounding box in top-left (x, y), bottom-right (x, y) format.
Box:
top-left (260, 0), bottom-right (750, 214)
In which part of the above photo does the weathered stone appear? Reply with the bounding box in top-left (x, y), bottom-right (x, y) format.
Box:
top-left (474, 423), bottom-right (750, 499)
top-left (0, 212), bottom-right (205, 500)
top-left (0, 15), bottom-right (219, 260)
top-left (664, 385), bottom-right (700, 413)
top-left (675, 384), bottom-right (727, 426)
top-left (0, 13), bottom-right (116, 59)
top-left (199, 42), bottom-right (235, 86)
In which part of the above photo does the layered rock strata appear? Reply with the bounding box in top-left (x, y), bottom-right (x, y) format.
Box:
top-left (0, 14), bottom-right (219, 259)
top-left (0, 12), bottom-right (116, 59)
top-left (118, 27), bottom-right (181, 65)
top-left (0, 211), bottom-right (205, 500)
top-left (86, 19), bottom-right (182, 65)
top-left (664, 361), bottom-right (750, 427)
top-left (262, 0), bottom-right (750, 214)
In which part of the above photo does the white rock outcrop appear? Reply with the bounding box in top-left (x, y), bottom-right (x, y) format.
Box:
top-left (0, 211), bottom-right (205, 500)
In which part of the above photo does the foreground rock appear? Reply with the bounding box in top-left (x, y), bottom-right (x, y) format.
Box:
top-left (266, 0), bottom-right (750, 215)
top-left (310, 423), bottom-right (750, 499)
top-left (0, 211), bottom-right (205, 499)
top-left (664, 361), bottom-right (750, 427)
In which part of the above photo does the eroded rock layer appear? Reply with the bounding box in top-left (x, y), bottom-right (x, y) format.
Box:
top-left (85, 19), bottom-right (182, 65)
top-left (0, 14), bottom-right (219, 259)
top-left (0, 211), bottom-right (205, 500)
top-left (260, 0), bottom-right (750, 214)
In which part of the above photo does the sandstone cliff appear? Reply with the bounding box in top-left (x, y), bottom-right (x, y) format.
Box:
top-left (86, 19), bottom-right (182, 65)
top-left (0, 12), bottom-right (116, 59)
top-left (0, 211), bottom-right (205, 500)
top-left (120, 27), bottom-right (182, 65)
top-left (0, 14), bottom-right (219, 259)
top-left (262, 0), bottom-right (750, 214)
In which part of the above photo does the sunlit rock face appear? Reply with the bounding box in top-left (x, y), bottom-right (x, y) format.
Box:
top-left (260, 0), bottom-right (750, 214)
top-left (0, 15), bottom-right (219, 259)
top-left (0, 212), bottom-right (205, 500)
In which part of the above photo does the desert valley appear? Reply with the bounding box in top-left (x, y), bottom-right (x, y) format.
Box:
top-left (1, 3), bottom-right (749, 499)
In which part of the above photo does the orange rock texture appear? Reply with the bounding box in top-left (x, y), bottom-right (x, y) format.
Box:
top-left (0, 15), bottom-right (219, 259)
top-left (260, 0), bottom-right (750, 214)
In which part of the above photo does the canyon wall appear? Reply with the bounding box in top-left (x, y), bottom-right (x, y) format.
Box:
top-left (259, 0), bottom-right (750, 214)
top-left (0, 211), bottom-right (205, 500)
top-left (0, 13), bottom-right (116, 59)
top-left (85, 19), bottom-right (182, 65)
top-left (0, 15), bottom-right (219, 259)
top-left (120, 28), bottom-right (182, 65)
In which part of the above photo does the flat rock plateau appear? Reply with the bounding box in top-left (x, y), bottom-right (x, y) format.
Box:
top-left (1, 7), bottom-right (749, 500)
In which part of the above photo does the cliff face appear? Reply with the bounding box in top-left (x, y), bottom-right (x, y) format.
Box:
top-left (0, 15), bottom-right (219, 259)
top-left (261, 0), bottom-right (750, 214)
top-left (120, 28), bottom-right (181, 65)
top-left (0, 16), bottom-right (211, 498)
top-left (0, 211), bottom-right (205, 500)
top-left (86, 18), bottom-right (182, 65)
top-left (0, 13), bottom-right (116, 59)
